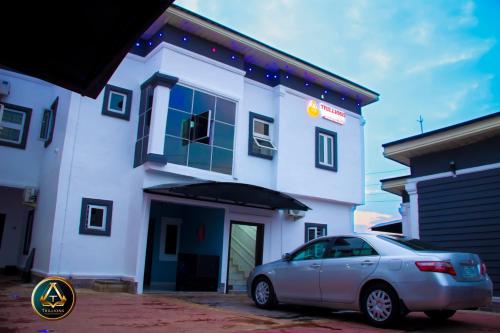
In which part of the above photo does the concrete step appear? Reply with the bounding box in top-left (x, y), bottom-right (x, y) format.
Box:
top-left (92, 279), bottom-right (129, 293)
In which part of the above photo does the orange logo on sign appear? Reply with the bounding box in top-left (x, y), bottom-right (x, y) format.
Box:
top-left (307, 100), bottom-right (319, 118)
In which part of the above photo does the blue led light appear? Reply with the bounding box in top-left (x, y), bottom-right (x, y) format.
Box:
top-left (266, 74), bottom-right (270, 78)
top-left (159, 32), bottom-right (163, 37)
top-left (135, 42), bottom-right (140, 47)
top-left (248, 67), bottom-right (252, 72)
top-left (148, 41), bottom-right (153, 46)
top-left (285, 75), bottom-right (289, 79)
top-left (357, 103), bottom-right (361, 107)
top-left (273, 74), bottom-right (278, 79)
top-left (305, 82), bottom-right (309, 86)
top-left (341, 97), bottom-right (345, 101)
top-left (231, 55), bottom-right (236, 60)
top-left (324, 90), bottom-right (328, 94)
top-left (183, 36), bottom-right (188, 42)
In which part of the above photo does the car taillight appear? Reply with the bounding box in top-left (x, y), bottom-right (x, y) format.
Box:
top-left (480, 262), bottom-right (487, 276)
top-left (415, 261), bottom-right (456, 276)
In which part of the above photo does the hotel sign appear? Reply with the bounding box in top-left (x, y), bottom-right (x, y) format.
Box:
top-left (307, 100), bottom-right (346, 125)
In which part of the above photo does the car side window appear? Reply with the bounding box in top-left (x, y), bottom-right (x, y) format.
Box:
top-left (328, 237), bottom-right (378, 258)
top-left (291, 241), bottom-right (329, 261)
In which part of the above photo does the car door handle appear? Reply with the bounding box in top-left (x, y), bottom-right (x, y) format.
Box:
top-left (361, 260), bottom-right (374, 266)
top-left (310, 263), bottom-right (321, 269)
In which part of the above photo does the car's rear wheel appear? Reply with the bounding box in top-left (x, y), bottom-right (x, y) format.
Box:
top-left (252, 276), bottom-right (277, 309)
top-left (361, 283), bottom-right (401, 327)
top-left (424, 310), bottom-right (456, 320)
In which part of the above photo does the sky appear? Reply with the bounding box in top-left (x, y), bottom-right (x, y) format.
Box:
top-left (175, 0), bottom-right (500, 231)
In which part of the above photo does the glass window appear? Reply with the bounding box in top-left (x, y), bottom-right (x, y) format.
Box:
top-left (79, 198), bottom-right (113, 236)
top-left (213, 121), bottom-right (234, 150)
top-left (315, 128), bottom-right (337, 171)
top-left (378, 235), bottom-right (443, 251)
top-left (211, 147), bottom-right (233, 175)
top-left (188, 142), bottom-right (211, 170)
top-left (193, 90), bottom-right (215, 115)
top-left (328, 237), bottom-right (378, 258)
top-left (249, 113), bottom-right (276, 159)
top-left (253, 119), bottom-right (270, 137)
top-left (166, 108), bottom-right (191, 139)
top-left (102, 85), bottom-right (132, 120)
top-left (164, 135), bottom-right (189, 166)
top-left (0, 104), bottom-right (31, 149)
top-left (87, 205), bottom-right (106, 230)
top-left (169, 85), bottom-right (193, 112)
top-left (39, 109), bottom-right (53, 140)
top-left (215, 97), bottom-right (236, 124)
top-left (165, 85), bottom-right (236, 175)
top-left (108, 91), bottom-right (127, 113)
top-left (292, 241), bottom-right (329, 261)
top-left (134, 85), bottom-right (154, 167)
top-left (305, 224), bottom-right (327, 242)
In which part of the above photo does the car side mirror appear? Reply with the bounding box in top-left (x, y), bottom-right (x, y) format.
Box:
top-left (282, 253), bottom-right (291, 261)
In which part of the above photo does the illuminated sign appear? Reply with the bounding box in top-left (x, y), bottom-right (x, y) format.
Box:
top-left (319, 102), bottom-right (346, 125)
top-left (306, 100), bottom-right (346, 125)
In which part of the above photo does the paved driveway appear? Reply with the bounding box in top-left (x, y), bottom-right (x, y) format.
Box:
top-left (1, 277), bottom-right (499, 333)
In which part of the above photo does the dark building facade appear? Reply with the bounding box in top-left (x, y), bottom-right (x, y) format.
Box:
top-left (381, 112), bottom-right (500, 297)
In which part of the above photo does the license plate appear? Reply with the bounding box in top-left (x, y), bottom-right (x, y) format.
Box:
top-left (462, 265), bottom-right (478, 278)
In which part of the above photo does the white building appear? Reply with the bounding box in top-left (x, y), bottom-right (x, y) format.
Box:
top-left (0, 6), bottom-right (378, 293)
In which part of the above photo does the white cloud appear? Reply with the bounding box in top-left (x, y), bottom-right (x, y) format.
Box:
top-left (457, 0), bottom-right (478, 27)
top-left (362, 49), bottom-right (392, 75)
top-left (175, 0), bottom-right (199, 11)
top-left (354, 210), bottom-right (398, 233)
top-left (405, 39), bottom-right (495, 75)
top-left (407, 22), bottom-right (434, 45)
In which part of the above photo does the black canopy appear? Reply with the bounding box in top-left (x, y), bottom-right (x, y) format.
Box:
top-left (144, 182), bottom-right (310, 211)
top-left (1, 1), bottom-right (174, 98)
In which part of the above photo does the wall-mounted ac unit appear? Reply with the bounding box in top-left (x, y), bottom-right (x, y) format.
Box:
top-left (23, 187), bottom-right (38, 207)
top-left (286, 209), bottom-right (306, 220)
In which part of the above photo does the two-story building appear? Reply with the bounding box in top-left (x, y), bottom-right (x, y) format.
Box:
top-left (0, 5), bottom-right (379, 293)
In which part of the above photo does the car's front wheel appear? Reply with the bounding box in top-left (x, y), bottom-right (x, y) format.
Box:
top-left (424, 310), bottom-right (456, 320)
top-left (252, 276), bottom-right (277, 309)
top-left (361, 283), bottom-right (401, 327)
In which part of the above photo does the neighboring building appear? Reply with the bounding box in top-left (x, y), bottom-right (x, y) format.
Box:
top-left (381, 111), bottom-right (500, 296)
top-left (0, 5), bottom-right (379, 293)
top-left (370, 220), bottom-right (402, 234)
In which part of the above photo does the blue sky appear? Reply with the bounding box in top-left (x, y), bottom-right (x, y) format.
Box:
top-left (176, 0), bottom-right (500, 230)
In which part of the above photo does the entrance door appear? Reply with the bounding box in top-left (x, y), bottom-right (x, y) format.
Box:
top-left (227, 222), bottom-right (264, 292)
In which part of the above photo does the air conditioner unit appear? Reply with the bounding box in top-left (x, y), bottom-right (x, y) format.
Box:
top-left (23, 187), bottom-right (38, 207)
top-left (286, 209), bottom-right (306, 220)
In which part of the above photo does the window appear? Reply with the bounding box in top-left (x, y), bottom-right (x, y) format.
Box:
top-left (159, 218), bottom-right (181, 261)
top-left (23, 210), bottom-right (34, 255)
top-left (39, 97), bottom-right (58, 147)
top-left (292, 240), bottom-right (329, 261)
top-left (378, 235), bottom-right (443, 251)
top-left (305, 223), bottom-right (327, 243)
top-left (79, 198), bottom-right (113, 236)
top-left (102, 85), bottom-right (133, 120)
top-left (248, 112), bottom-right (276, 159)
top-left (0, 103), bottom-right (32, 149)
top-left (315, 127), bottom-right (337, 171)
top-left (134, 85), bottom-right (154, 167)
top-left (327, 237), bottom-right (378, 258)
top-left (165, 85), bottom-right (237, 175)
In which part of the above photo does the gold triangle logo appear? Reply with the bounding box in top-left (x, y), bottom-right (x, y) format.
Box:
top-left (40, 282), bottom-right (67, 309)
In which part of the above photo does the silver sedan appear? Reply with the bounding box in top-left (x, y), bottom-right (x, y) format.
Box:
top-left (247, 234), bottom-right (493, 327)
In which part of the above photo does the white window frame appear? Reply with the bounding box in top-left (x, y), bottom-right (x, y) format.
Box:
top-left (318, 133), bottom-right (334, 167)
top-left (0, 106), bottom-right (26, 144)
top-left (107, 90), bottom-right (128, 114)
top-left (86, 204), bottom-right (108, 231)
top-left (252, 118), bottom-right (277, 150)
top-left (159, 218), bottom-right (182, 262)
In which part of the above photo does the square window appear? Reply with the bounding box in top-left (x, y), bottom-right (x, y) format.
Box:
top-left (102, 85), bottom-right (132, 121)
top-left (305, 223), bottom-right (327, 243)
top-left (315, 127), bottom-right (337, 172)
top-left (248, 112), bottom-right (276, 160)
top-left (0, 103), bottom-right (32, 149)
top-left (79, 198), bottom-right (113, 236)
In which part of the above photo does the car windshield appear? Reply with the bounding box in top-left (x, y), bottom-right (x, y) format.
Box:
top-left (378, 235), bottom-right (444, 251)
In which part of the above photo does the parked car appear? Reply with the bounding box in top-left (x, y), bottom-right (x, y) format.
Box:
top-left (247, 234), bottom-right (493, 327)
